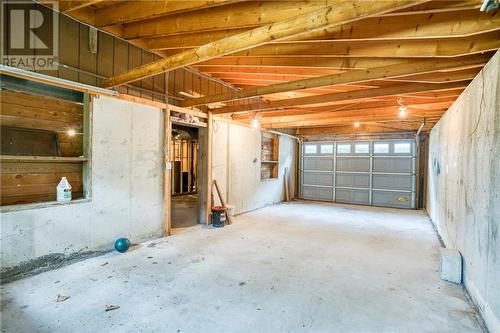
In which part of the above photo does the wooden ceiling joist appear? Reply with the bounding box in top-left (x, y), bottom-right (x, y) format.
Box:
top-left (256, 102), bottom-right (452, 124)
top-left (262, 111), bottom-right (445, 128)
top-left (121, 0), bottom-right (341, 40)
top-left (119, 0), bottom-right (482, 40)
top-left (101, 0), bottom-right (426, 88)
top-left (94, 0), bottom-right (246, 27)
top-left (182, 55), bottom-right (488, 107)
top-left (145, 9), bottom-right (499, 50)
top-left (232, 97), bottom-right (459, 120)
top-left (211, 81), bottom-right (469, 114)
top-left (58, 0), bottom-right (105, 13)
top-left (219, 31), bottom-right (500, 58)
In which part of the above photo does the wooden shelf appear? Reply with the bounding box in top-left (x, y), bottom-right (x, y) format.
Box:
top-left (262, 160), bottom-right (279, 164)
top-left (0, 155), bottom-right (88, 163)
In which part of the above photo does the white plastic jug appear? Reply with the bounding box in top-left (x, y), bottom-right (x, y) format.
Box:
top-left (56, 177), bottom-right (72, 202)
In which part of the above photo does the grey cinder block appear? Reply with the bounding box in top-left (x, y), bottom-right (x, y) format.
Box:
top-left (440, 248), bottom-right (462, 284)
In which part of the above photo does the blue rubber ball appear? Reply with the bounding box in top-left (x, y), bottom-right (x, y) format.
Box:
top-left (114, 238), bottom-right (130, 253)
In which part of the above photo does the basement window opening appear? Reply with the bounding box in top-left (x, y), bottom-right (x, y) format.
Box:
top-left (0, 74), bottom-right (91, 209)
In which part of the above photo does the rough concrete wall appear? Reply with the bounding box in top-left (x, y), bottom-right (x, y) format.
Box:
top-left (427, 51), bottom-right (500, 333)
top-left (212, 120), bottom-right (295, 215)
top-left (1, 96), bottom-right (164, 272)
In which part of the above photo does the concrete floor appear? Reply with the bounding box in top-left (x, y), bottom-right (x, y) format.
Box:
top-left (171, 194), bottom-right (198, 231)
top-left (1, 201), bottom-right (484, 332)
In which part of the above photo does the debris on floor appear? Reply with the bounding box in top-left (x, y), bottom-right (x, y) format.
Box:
top-left (56, 295), bottom-right (70, 302)
top-left (105, 304), bottom-right (120, 312)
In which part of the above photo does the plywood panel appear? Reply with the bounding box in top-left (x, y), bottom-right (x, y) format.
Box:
top-left (127, 45), bottom-right (142, 97)
top-left (141, 51), bottom-right (154, 100)
top-left (96, 31), bottom-right (114, 86)
top-left (113, 39), bottom-right (129, 94)
top-left (78, 25), bottom-right (98, 86)
top-left (58, 14), bottom-right (79, 81)
top-left (0, 162), bottom-right (84, 205)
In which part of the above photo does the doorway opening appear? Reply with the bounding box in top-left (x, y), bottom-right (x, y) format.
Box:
top-left (171, 124), bottom-right (199, 231)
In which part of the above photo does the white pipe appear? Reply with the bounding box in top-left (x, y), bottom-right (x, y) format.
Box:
top-left (0, 64), bottom-right (117, 96)
top-left (480, 0), bottom-right (490, 11)
top-left (416, 122), bottom-right (425, 138)
top-left (265, 129), bottom-right (302, 143)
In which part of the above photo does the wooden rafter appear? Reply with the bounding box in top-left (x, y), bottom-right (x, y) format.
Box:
top-left (145, 9), bottom-right (499, 50)
top-left (101, 0), bottom-right (426, 88)
top-left (211, 31), bottom-right (500, 58)
top-left (182, 55), bottom-right (488, 107)
top-left (59, 0), bottom-right (104, 12)
top-left (232, 97), bottom-right (459, 120)
top-left (95, 0), bottom-right (246, 27)
top-left (211, 81), bottom-right (469, 114)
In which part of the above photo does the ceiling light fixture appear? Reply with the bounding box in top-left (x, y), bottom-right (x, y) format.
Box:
top-left (67, 129), bottom-right (76, 136)
top-left (251, 118), bottom-right (260, 129)
top-left (353, 121), bottom-right (360, 128)
top-left (397, 98), bottom-right (407, 117)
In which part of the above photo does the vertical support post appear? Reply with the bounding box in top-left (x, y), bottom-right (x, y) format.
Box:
top-left (82, 93), bottom-right (93, 200)
top-left (163, 106), bottom-right (172, 236)
top-left (205, 112), bottom-right (213, 224)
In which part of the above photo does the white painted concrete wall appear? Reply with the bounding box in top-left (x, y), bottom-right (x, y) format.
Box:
top-left (427, 51), bottom-right (500, 333)
top-left (211, 120), bottom-right (296, 215)
top-left (1, 95), bottom-right (164, 269)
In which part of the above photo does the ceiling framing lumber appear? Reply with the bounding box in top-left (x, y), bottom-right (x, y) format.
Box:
top-left (120, 1), bottom-right (339, 39)
top-left (59, 0), bottom-right (104, 13)
top-left (121, 0), bottom-right (481, 39)
top-left (211, 81), bottom-right (469, 114)
top-left (262, 112), bottom-right (445, 128)
top-left (256, 102), bottom-right (453, 124)
top-left (193, 53), bottom-right (496, 69)
top-left (101, 0), bottom-right (427, 88)
top-left (231, 98), bottom-right (459, 120)
top-left (181, 55), bottom-right (488, 107)
top-left (216, 31), bottom-right (500, 58)
top-left (145, 9), bottom-right (499, 50)
top-left (95, 0), bottom-right (246, 27)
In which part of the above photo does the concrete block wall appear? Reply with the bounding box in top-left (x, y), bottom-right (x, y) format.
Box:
top-left (427, 51), bottom-right (500, 332)
top-left (1, 96), bottom-right (165, 275)
top-left (212, 120), bottom-right (296, 215)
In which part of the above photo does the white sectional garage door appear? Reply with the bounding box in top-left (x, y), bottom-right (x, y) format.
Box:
top-left (300, 140), bottom-right (416, 209)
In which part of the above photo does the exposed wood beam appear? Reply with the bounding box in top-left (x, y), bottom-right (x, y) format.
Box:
top-left (214, 67), bottom-right (480, 86)
top-left (232, 98), bottom-right (458, 120)
top-left (255, 103), bottom-right (452, 124)
top-left (219, 31), bottom-right (500, 58)
top-left (122, 0), bottom-right (480, 39)
top-left (59, 0), bottom-right (104, 12)
top-left (182, 55), bottom-right (487, 107)
top-left (194, 53), bottom-right (496, 69)
top-left (121, 0), bottom-right (340, 39)
top-left (146, 9), bottom-right (499, 50)
top-left (102, 0), bottom-right (426, 88)
top-left (284, 7), bottom-right (499, 42)
top-left (386, 67), bottom-right (482, 84)
top-left (211, 81), bottom-right (468, 114)
top-left (195, 66), bottom-right (348, 76)
top-left (385, 0), bottom-right (480, 15)
top-left (262, 111), bottom-right (445, 128)
top-left (95, 0), bottom-right (246, 27)
top-left (295, 124), bottom-right (419, 135)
